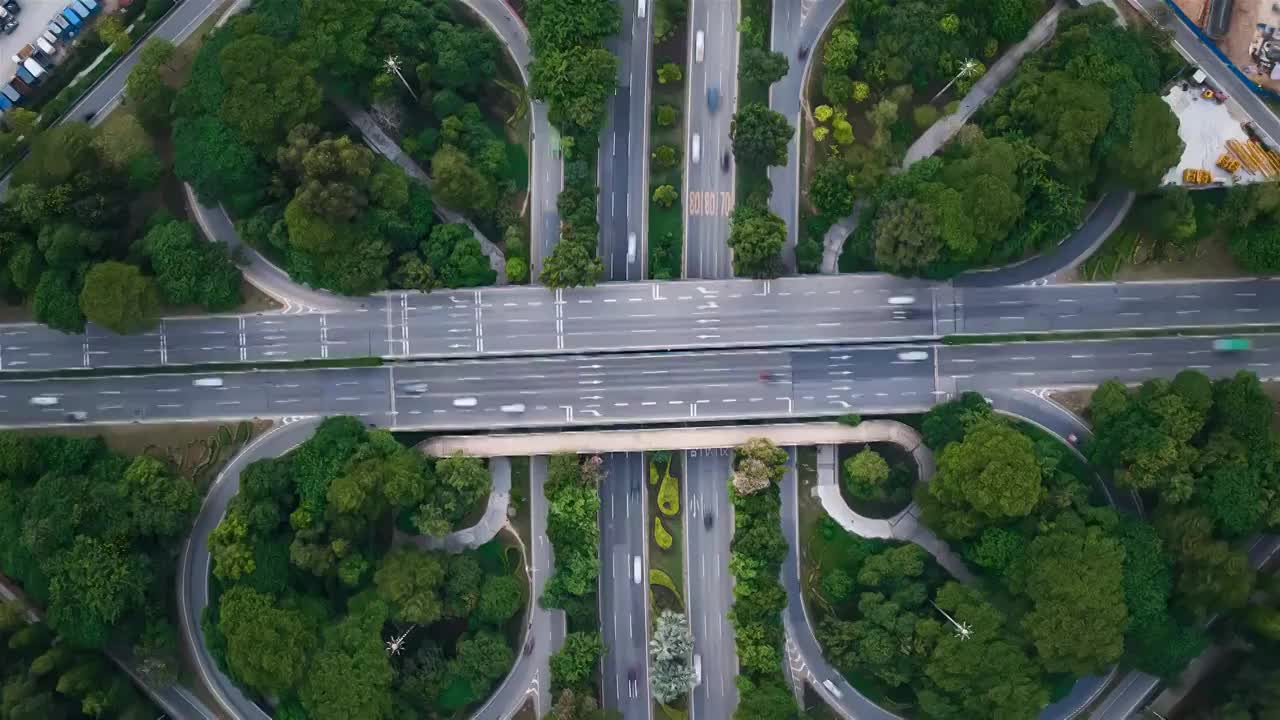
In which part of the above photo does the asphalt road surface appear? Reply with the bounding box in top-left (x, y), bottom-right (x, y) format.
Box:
top-left (600, 0), bottom-right (653, 281)
top-left (683, 0), bottom-right (738, 278)
top-left (8, 275), bottom-right (1280, 373)
top-left (8, 334), bottom-right (1280, 428)
top-left (684, 449), bottom-right (738, 718)
top-left (599, 453), bottom-right (654, 719)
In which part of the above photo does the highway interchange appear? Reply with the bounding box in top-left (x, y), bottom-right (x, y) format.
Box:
top-left (1, 0), bottom-right (1278, 717)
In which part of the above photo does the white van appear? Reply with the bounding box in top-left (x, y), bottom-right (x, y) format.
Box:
top-left (627, 232), bottom-right (637, 264)
top-left (500, 403), bottom-right (526, 413)
top-left (632, 556), bottom-right (642, 584)
top-left (695, 30), bottom-right (704, 62)
top-left (897, 351), bottom-right (929, 362)
top-left (693, 654), bottom-right (702, 685)
top-left (637, 0), bottom-right (645, 18)
top-left (822, 679), bottom-right (844, 698)
top-left (887, 296), bottom-right (915, 305)
top-left (453, 397), bottom-right (478, 408)
top-left (28, 396), bottom-right (58, 406)
top-left (691, 133), bottom-right (701, 164)
top-left (193, 378), bottom-right (223, 387)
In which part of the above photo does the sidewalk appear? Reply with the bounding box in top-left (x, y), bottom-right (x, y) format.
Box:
top-left (396, 456), bottom-right (512, 553)
top-left (423, 420), bottom-right (928, 457)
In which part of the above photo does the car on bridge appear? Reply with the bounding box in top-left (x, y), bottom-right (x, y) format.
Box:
top-left (1213, 337), bottom-right (1251, 352)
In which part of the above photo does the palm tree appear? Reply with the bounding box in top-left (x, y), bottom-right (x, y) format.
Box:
top-left (931, 58), bottom-right (981, 103)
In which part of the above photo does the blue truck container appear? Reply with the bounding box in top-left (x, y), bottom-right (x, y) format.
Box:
top-left (0, 94), bottom-right (13, 110)
top-left (71, 0), bottom-right (93, 15)
top-left (14, 65), bottom-right (34, 85)
top-left (79, 0), bottom-right (98, 11)
top-left (60, 7), bottom-right (80, 25)
top-left (1, 84), bottom-right (20, 103)
top-left (66, 3), bottom-right (86, 19)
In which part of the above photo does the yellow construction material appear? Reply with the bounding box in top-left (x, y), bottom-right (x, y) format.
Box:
top-left (1182, 168), bottom-right (1212, 184)
top-left (1217, 154), bottom-right (1241, 172)
top-left (1227, 139), bottom-right (1261, 174)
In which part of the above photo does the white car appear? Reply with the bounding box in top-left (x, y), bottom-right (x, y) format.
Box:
top-left (887, 296), bottom-right (915, 305)
top-left (28, 396), bottom-right (58, 406)
top-left (633, 556), bottom-right (642, 584)
top-left (453, 397), bottom-right (478, 408)
top-left (695, 30), bottom-right (704, 62)
top-left (403, 383), bottom-right (429, 394)
top-left (500, 403), bottom-right (526, 414)
top-left (691, 133), bottom-right (701, 164)
top-left (637, 0), bottom-right (645, 18)
top-left (694, 654), bottom-right (703, 685)
top-left (897, 351), bottom-right (929, 362)
top-left (193, 378), bottom-right (223, 387)
top-left (627, 232), bottom-right (637, 264)
top-left (822, 679), bottom-right (844, 699)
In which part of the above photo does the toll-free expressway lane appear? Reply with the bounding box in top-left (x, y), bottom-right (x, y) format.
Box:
top-left (684, 449), bottom-right (738, 718)
top-left (8, 276), bottom-right (1280, 373)
top-left (600, 453), bottom-right (654, 719)
top-left (6, 335), bottom-right (1280, 428)
top-left (683, 0), bottom-right (739, 278)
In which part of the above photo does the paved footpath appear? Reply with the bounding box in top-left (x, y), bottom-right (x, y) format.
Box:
top-left (397, 456), bottom-right (512, 553)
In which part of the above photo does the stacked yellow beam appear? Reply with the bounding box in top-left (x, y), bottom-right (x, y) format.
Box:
top-left (1226, 139), bottom-right (1280, 176)
top-left (1217, 154), bottom-right (1240, 172)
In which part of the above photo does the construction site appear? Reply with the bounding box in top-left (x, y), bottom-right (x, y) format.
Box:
top-left (1174, 0), bottom-right (1280, 91)
top-left (1162, 74), bottom-right (1280, 186)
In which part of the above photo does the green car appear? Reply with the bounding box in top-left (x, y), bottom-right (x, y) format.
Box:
top-left (1213, 338), bottom-right (1252, 352)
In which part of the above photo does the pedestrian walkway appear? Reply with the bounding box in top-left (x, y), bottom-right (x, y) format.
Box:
top-left (397, 456), bottom-right (512, 553)
top-left (812, 436), bottom-right (975, 583)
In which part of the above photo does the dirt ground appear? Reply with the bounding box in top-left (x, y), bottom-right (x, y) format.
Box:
top-left (1111, 235), bottom-right (1245, 281)
top-left (1177, 0), bottom-right (1280, 91)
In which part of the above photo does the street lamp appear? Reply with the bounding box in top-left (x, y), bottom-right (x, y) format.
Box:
top-left (929, 601), bottom-right (972, 640)
top-left (384, 56), bottom-right (419, 101)
top-left (931, 58), bottom-right (981, 103)
top-left (386, 625), bottom-right (415, 655)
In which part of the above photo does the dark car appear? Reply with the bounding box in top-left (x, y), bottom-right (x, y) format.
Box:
top-left (707, 86), bottom-right (720, 113)
top-left (721, 150), bottom-right (730, 172)
top-left (4, 2), bottom-right (19, 14)
top-left (524, 638), bottom-right (535, 656)
top-left (704, 512), bottom-right (713, 529)
top-left (631, 473), bottom-right (640, 494)
top-left (798, 45), bottom-right (810, 60)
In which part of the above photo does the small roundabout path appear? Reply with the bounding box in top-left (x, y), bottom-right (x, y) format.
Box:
top-left (178, 417), bottom-right (543, 720)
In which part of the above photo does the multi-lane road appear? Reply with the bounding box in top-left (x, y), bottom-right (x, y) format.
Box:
top-left (683, 449), bottom-right (738, 718)
top-left (600, 0), bottom-right (654, 281)
top-left (9, 276), bottom-right (1280, 373)
top-left (683, 0), bottom-right (739, 278)
top-left (6, 335), bottom-right (1279, 428)
top-left (599, 453), bottom-right (655, 718)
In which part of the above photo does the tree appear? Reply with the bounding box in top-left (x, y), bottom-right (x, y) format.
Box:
top-left (810, 158), bottom-right (854, 219)
top-left (477, 574), bottom-right (523, 625)
top-left (216, 35), bottom-right (322, 150)
top-left (80, 262), bottom-right (159, 335)
top-left (730, 103), bottom-right (793, 168)
top-left (1107, 94), bottom-right (1184, 192)
top-left (652, 184), bottom-right (678, 208)
top-left (1020, 524), bottom-right (1128, 675)
top-left (431, 144), bottom-right (497, 213)
top-left (872, 197), bottom-right (944, 274)
top-left (1229, 220), bottom-right (1280, 272)
top-left (12, 123), bottom-right (98, 189)
top-left (649, 610), bottom-right (694, 703)
top-left (655, 104), bottom-right (679, 127)
top-left (549, 631), bottom-right (604, 690)
top-left (172, 116), bottom-right (267, 215)
top-left (126, 39), bottom-right (177, 133)
top-left (727, 205), bottom-right (785, 277)
top-left (218, 586), bottom-right (314, 695)
top-left (732, 438), bottom-right (788, 495)
top-left (120, 455), bottom-right (197, 538)
top-left (651, 144), bottom-right (678, 170)
top-left (142, 220), bottom-right (241, 311)
top-left (373, 547), bottom-right (446, 625)
top-left (32, 271), bottom-right (85, 333)
top-left (741, 48), bottom-right (788, 85)
top-left (527, 0), bottom-right (621, 54)
top-left (299, 595), bottom-right (393, 720)
top-left (540, 240), bottom-right (603, 288)
top-left (92, 113), bottom-right (151, 171)
top-left (822, 26), bottom-right (859, 72)
top-left (46, 536), bottom-right (150, 647)
top-left (530, 46), bottom-right (620, 133)
top-left (920, 419), bottom-right (1043, 540)
top-left (921, 392), bottom-right (993, 450)
top-left (454, 629), bottom-right (514, 689)
top-left (656, 62), bottom-right (682, 84)
top-left (844, 448), bottom-right (891, 501)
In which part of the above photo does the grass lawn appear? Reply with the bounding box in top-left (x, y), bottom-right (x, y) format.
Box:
top-left (647, 451), bottom-right (685, 613)
top-left (649, 20), bottom-right (688, 279)
top-left (25, 419), bottom-right (270, 493)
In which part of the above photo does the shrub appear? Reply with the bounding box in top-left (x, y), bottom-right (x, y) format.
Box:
top-left (837, 414), bottom-right (861, 427)
top-left (814, 105), bottom-right (834, 123)
top-left (913, 105), bottom-right (940, 129)
top-left (658, 470), bottom-right (680, 516)
top-left (656, 104), bottom-right (680, 127)
top-left (654, 516), bottom-right (673, 549)
top-left (505, 256), bottom-right (528, 283)
top-left (852, 81), bottom-right (870, 102)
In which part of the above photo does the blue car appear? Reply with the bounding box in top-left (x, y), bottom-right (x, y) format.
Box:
top-left (707, 86), bottom-right (720, 113)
